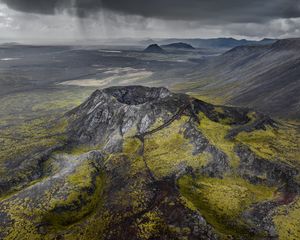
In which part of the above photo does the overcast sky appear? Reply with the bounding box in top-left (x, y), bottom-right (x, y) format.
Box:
top-left (0, 0), bottom-right (299, 43)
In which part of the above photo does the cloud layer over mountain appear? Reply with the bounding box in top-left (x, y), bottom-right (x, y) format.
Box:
top-left (1, 0), bottom-right (299, 23)
top-left (0, 0), bottom-right (299, 42)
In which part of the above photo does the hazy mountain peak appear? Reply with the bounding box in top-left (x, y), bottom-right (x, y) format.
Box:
top-left (162, 42), bottom-right (195, 49)
top-left (143, 44), bottom-right (165, 53)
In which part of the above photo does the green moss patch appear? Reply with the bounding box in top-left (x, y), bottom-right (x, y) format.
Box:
top-left (236, 125), bottom-right (300, 166)
top-left (144, 116), bottom-right (210, 178)
top-left (137, 209), bottom-right (166, 239)
top-left (0, 117), bottom-right (68, 162)
top-left (198, 113), bottom-right (240, 168)
top-left (178, 175), bottom-right (276, 238)
top-left (273, 198), bottom-right (300, 240)
top-left (45, 160), bottom-right (106, 226)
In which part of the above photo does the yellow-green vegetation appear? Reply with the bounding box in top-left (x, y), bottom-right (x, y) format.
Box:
top-left (236, 124), bottom-right (300, 166)
top-left (144, 116), bottom-right (211, 178)
top-left (107, 166), bottom-right (150, 219)
top-left (122, 137), bottom-right (145, 176)
top-left (0, 117), bottom-right (68, 171)
top-left (0, 87), bottom-right (94, 126)
top-left (178, 175), bottom-right (277, 238)
top-left (63, 144), bottom-right (103, 156)
top-left (103, 138), bottom-right (151, 217)
top-left (198, 110), bottom-right (300, 169)
top-left (137, 209), bottom-right (166, 239)
top-left (2, 154), bottom-right (107, 239)
top-left (59, 210), bottom-right (111, 240)
top-left (198, 113), bottom-right (240, 168)
top-left (45, 161), bottom-right (106, 226)
top-left (273, 198), bottom-right (300, 240)
top-left (123, 137), bottom-right (168, 237)
top-left (2, 197), bottom-right (42, 240)
top-left (123, 137), bottom-right (143, 155)
top-left (0, 86), bottom-right (93, 179)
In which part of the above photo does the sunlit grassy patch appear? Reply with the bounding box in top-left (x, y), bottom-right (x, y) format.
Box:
top-left (45, 161), bottom-right (106, 226)
top-left (137, 209), bottom-right (166, 239)
top-left (273, 198), bottom-right (300, 240)
top-left (0, 117), bottom-right (68, 167)
top-left (198, 113), bottom-right (240, 168)
top-left (0, 87), bottom-right (94, 128)
top-left (2, 157), bottom-right (107, 239)
top-left (236, 125), bottom-right (300, 166)
top-left (62, 144), bottom-right (103, 156)
top-left (178, 175), bottom-right (276, 238)
top-left (123, 137), bottom-right (143, 155)
top-left (144, 116), bottom-right (210, 178)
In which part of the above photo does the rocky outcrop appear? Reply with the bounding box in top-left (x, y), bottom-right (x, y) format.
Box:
top-left (235, 144), bottom-right (299, 191)
top-left (67, 86), bottom-right (189, 149)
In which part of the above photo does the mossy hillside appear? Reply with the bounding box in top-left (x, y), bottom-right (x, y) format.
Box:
top-left (46, 154), bottom-right (110, 240)
top-left (58, 210), bottom-right (111, 240)
top-left (4, 188), bottom-right (109, 240)
top-left (144, 116), bottom-right (211, 178)
top-left (123, 137), bottom-right (143, 156)
top-left (0, 117), bottom-right (68, 162)
top-left (273, 198), bottom-right (300, 240)
top-left (178, 175), bottom-right (277, 238)
top-left (118, 137), bottom-right (190, 239)
top-left (109, 154), bottom-right (149, 213)
top-left (0, 87), bottom-right (94, 168)
top-left (98, 144), bottom-right (169, 239)
top-left (2, 152), bottom-right (107, 239)
top-left (198, 112), bottom-right (240, 168)
top-left (136, 209), bottom-right (167, 239)
top-left (0, 87), bottom-right (94, 128)
top-left (2, 198), bottom-right (42, 240)
top-left (0, 116), bottom-right (69, 198)
top-left (103, 139), bottom-right (151, 217)
top-left (44, 165), bottom-right (106, 226)
top-left (118, 136), bottom-right (145, 177)
top-left (236, 124), bottom-right (300, 166)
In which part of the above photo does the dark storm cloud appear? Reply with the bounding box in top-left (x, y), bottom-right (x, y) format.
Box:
top-left (1, 0), bottom-right (300, 23)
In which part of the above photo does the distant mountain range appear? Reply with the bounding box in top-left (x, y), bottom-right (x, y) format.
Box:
top-left (178, 38), bottom-right (300, 119)
top-left (141, 38), bottom-right (277, 49)
top-left (0, 37), bottom-right (277, 49)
